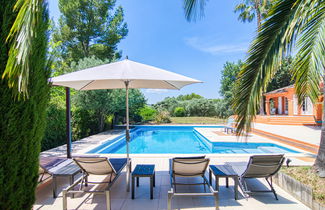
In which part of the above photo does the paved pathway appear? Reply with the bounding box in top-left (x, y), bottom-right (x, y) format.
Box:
top-left (34, 157), bottom-right (309, 210)
top-left (253, 123), bottom-right (321, 146)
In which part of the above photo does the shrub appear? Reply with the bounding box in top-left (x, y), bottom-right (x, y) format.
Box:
top-left (104, 114), bottom-right (114, 130)
top-left (185, 99), bottom-right (217, 116)
top-left (0, 2), bottom-right (50, 209)
top-left (155, 110), bottom-right (171, 123)
top-left (139, 106), bottom-right (157, 121)
top-left (173, 107), bottom-right (186, 117)
top-left (42, 103), bottom-right (66, 151)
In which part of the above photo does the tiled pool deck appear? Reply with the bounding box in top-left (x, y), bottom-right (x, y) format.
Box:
top-left (35, 126), bottom-right (315, 210)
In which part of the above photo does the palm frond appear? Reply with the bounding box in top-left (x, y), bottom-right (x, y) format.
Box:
top-left (292, 4), bottom-right (325, 104)
top-left (2, 0), bottom-right (42, 98)
top-left (234, 3), bottom-right (247, 12)
top-left (238, 7), bottom-right (255, 23)
top-left (183, 0), bottom-right (207, 22)
top-left (233, 0), bottom-right (317, 135)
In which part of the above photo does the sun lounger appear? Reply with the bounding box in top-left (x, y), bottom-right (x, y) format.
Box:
top-left (227, 154), bottom-right (285, 200)
top-left (224, 117), bottom-right (236, 134)
top-left (63, 157), bottom-right (130, 210)
top-left (168, 156), bottom-right (218, 210)
top-left (38, 157), bottom-right (67, 183)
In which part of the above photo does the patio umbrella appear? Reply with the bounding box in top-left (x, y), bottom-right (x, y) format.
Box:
top-left (49, 57), bottom-right (202, 191)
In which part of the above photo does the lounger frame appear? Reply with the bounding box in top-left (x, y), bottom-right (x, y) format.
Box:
top-left (168, 157), bottom-right (219, 210)
top-left (233, 155), bottom-right (285, 200)
top-left (62, 158), bottom-right (130, 210)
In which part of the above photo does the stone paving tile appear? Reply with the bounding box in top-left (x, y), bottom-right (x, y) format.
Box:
top-left (35, 168), bottom-right (310, 210)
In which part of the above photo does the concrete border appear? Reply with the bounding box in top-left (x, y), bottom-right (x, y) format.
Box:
top-left (273, 171), bottom-right (325, 210)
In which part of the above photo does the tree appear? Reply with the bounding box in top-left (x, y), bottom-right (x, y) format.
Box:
top-left (220, 61), bottom-right (243, 97)
top-left (219, 61), bottom-right (243, 116)
top-left (234, 0), bottom-right (274, 115)
top-left (185, 98), bottom-right (217, 116)
top-left (53, 0), bottom-right (128, 64)
top-left (266, 57), bottom-right (294, 92)
top-left (183, 0), bottom-right (273, 115)
top-left (139, 106), bottom-right (157, 121)
top-left (174, 107), bottom-right (186, 117)
top-left (55, 56), bottom-right (146, 140)
top-left (109, 89), bottom-right (146, 124)
top-left (154, 97), bottom-right (180, 113)
top-left (183, 0), bottom-right (272, 24)
top-left (177, 93), bottom-right (203, 100)
top-left (233, 0), bottom-right (325, 175)
top-left (234, 0), bottom-right (273, 28)
top-left (43, 0), bottom-right (129, 149)
top-left (0, 0), bottom-right (50, 209)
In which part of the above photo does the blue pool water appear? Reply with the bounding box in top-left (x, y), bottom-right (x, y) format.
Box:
top-left (88, 126), bottom-right (299, 154)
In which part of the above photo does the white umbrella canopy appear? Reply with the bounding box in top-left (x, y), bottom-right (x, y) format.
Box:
top-left (49, 58), bottom-right (202, 191)
top-left (50, 58), bottom-right (201, 90)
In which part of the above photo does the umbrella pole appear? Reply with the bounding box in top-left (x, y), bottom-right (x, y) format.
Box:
top-left (125, 81), bottom-right (130, 192)
top-left (65, 87), bottom-right (72, 159)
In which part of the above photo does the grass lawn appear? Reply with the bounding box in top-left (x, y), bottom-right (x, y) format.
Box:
top-left (170, 117), bottom-right (226, 124)
top-left (281, 166), bottom-right (325, 205)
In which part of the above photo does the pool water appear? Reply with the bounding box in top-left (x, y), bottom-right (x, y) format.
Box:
top-left (88, 126), bottom-right (299, 154)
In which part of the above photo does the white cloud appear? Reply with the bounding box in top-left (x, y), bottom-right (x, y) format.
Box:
top-left (144, 89), bottom-right (169, 94)
top-left (184, 37), bottom-right (249, 55)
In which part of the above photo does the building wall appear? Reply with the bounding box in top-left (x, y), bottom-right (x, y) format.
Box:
top-left (264, 86), bottom-right (323, 121)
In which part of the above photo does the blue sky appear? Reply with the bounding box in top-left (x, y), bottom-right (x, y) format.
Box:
top-left (48, 0), bottom-right (257, 104)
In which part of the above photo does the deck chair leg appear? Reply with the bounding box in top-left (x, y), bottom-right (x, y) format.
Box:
top-left (239, 178), bottom-right (249, 199)
top-left (105, 190), bottom-right (111, 210)
top-left (39, 173), bottom-right (45, 183)
top-left (214, 191), bottom-right (219, 210)
top-left (202, 176), bottom-right (207, 192)
top-left (173, 176), bottom-right (177, 192)
top-left (167, 189), bottom-right (173, 210)
top-left (85, 175), bottom-right (88, 187)
top-left (63, 190), bottom-right (68, 210)
top-left (79, 176), bottom-right (85, 190)
top-left (266, 177), bottom-right (278, 200)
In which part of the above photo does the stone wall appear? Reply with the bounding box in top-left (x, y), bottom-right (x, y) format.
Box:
top-left (273, 172), bottom-right (325, 210)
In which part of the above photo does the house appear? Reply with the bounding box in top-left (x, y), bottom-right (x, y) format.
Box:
top-left (256, 85), bottom-right (323, 125)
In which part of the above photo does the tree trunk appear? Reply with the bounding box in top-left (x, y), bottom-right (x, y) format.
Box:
top-left (99, 112), bottom-right (105, 132)
top-left (314, 84), bottom-right (325, 177)
top-left (256, 1), bottom-right (265, 115)
top-left (259, 97), bottom-right (265, 115)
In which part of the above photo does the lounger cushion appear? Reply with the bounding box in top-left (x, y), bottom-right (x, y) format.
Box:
top-left (172, 158), bottom-right (210, 177)
top-left (74, 157), bottom-right (116, 175)
top-left (40, 157), bottom-right (66, 171)
top-left (109, 158), bottom-right (128, 174)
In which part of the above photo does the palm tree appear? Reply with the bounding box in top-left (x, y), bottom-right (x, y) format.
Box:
top-left (234, 0), bottom-right (273, 115)
top-left (184, 0), bottom-right (272, 115)
top-left (2, 0), bottom-right (43, 98)
top-left (182, 0), bottom-right (325, 175)
top-left (234, 0), bottom-right (272, 29)
top-left (233, 0), bottom-right (325, 175)
top-left (183, 0), bottom-right (271, 25)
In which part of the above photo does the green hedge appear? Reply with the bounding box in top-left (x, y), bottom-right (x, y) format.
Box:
top-left (0, 2), bottom-right (50, 209)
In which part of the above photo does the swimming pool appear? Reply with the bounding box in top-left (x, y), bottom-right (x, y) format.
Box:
top-left (88, 126), bottom-right (299, 154)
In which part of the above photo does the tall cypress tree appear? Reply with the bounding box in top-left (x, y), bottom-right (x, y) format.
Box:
top-left (0, 1), bottom-right (50, 209)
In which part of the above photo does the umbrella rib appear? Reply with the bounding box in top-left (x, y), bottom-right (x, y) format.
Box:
top-left (164, 80), bottom-right (180, 90)
top-left (79, 80), bottom-right (95, 90)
